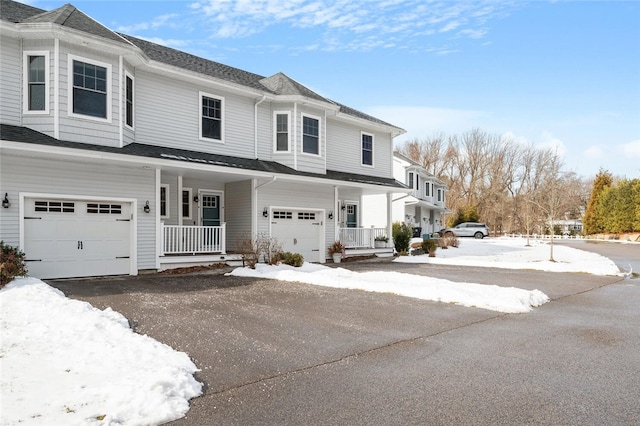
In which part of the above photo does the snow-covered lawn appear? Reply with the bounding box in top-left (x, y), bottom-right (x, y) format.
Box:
top-left (0, 237), bottom-right (623, 425)
top-left (0, 278), bottom-right (202, 426)
top-left (396, 237), bottom-right (623, 276)
top-left (227, 237), bottom-right (622, 315)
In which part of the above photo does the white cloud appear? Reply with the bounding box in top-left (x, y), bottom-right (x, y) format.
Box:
top-left (184, 0), bottom-right (518, 53)
top-left (538, 131), bottom-right (567, 158)
top-left (620, 139), bottom-right (640, 159)
top-left (116, 13), bottom-right (180, 33)
top-left (584, 145), bottom-right (604, 159)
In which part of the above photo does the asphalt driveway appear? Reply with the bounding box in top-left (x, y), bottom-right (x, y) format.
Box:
top-left (50, 259), bottom-right (640, 425)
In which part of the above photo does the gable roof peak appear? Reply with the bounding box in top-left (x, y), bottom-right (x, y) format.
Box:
top-left (23, 3), bottom-right (75, 25)
top-left (21, 2), bottom-right (129, 45)
top-left (260, 72), bottom-right (333, 104)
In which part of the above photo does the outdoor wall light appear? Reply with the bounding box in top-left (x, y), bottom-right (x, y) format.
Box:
top-left (341, 202), bottom-right (346, 210)
top-left (143, 200), bottom-right (150, 213)
top-left (193, 195), bottom-right (199, 203)
top-left (263, 207), bottom-right (269, 217)
top-left (2, 193), bottom-right (9, 209)
top-left (328, 211), bottom-right (334, 220)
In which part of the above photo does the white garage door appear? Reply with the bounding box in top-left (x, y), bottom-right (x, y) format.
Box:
top-left (271, 209), bottom-right (323, 263)
top-left (24, 198), bottom-right (132, 279)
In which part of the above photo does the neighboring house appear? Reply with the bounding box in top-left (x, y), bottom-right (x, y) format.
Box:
top-left (363, 152), bottom-right (450, 236)
top-left (0, 0), bottom-right (407, 279)
top-left (551, 219), bottom-right (583, 235)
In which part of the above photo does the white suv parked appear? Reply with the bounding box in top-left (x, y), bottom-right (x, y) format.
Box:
top-left (442, 222), bottom-right (489, 239)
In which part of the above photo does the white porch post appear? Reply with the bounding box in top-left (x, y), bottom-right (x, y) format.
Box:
top-left (334, 186), bottom-right (339, 241)
top-left (251, 179), bottom-right (258, 238)
top-left (386, 192), bottom-right (393, 249)
top-left (155, 168), bottom-right (161, 269)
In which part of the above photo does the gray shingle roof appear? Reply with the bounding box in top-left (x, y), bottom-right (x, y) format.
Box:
top-left (1, 124), bottom-right (406, 189)
top-left (0, 0), bottom-right (44, 22)
top-left (119, 34), bottom-right (271, 92)
top-left (260, 72), bottom-right (332, 104)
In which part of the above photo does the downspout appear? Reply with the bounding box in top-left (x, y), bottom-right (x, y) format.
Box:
top-left (118, 55), bottom-right (123, 147)
top-left (254, 95), bottom-right (267, 159)
top-left (293, 102), bottom-right (298, 169)
top-left (54, 39), bottom-right (60, 139)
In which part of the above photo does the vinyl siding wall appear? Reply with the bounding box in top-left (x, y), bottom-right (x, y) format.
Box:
top-left (0, 154), bottom-right (157, 270)
top-left (134, 70), bottom-right (256, 158)
top-left (20, 39), bottom-right (55, 134)
top-left (294, 105), bottom-right (326, 175)
top-left (224, 180), bottom-right (252, 252)
top-left (326, 119), bottom-right (393, 178)
top-left (0, 35), bottom-right (22, 125)
top-left (56, 42), bottom-right (121, 147)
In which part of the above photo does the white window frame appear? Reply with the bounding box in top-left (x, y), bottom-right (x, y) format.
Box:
top-left (273, 111), bottom-right (291, 153)
top-left (199, 91), bottom-right (225, 143)
top-left (361, 132), bottom-right (374, 167)
top-left (408, 172), bottom-right (414, 189)
top-left (160, 184), bottom-right (169, 219)
top-left (425, 181), bottom-right (430, 197)
top-left (23, 51), bottom-right (50, 114)
top-left (124, 71), bottom-right (134, 130)
top-left (67, 54), bottom-right (112, 122)
top-left (301, 113), bottom-right (321, 156)
top-left (182, 188), bottom-right (192, 220)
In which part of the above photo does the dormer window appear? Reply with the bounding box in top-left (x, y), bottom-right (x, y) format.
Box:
top-left (68, 55), bottom-right (111, 121)
top-left (274, 112), bottom-right (290, 152)
top-left (302, 114), bottom-right (320, 155)
top-left (24, 52), bottom-right (49, 113)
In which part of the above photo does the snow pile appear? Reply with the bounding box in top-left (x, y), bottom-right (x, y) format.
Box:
top-left (0, 278), bottom-right (202, 426)
top-left (397, 237), bottom-right (622, 276)
top-left (228, 263), bottom-right (549, 313)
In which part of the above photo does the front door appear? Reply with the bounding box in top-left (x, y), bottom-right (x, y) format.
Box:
top-left (201, 194), bottom-right (220, 226)
top-left (346, 203), bottom-right (358, 228)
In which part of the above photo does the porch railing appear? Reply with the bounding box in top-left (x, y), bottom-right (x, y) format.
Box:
top-left (339, 227), bottom-right (388, 249)
top-left (162, 224), bottom-right (226, 255)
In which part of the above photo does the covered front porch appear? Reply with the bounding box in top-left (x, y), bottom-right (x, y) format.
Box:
top-left (159, 223), bottom-right (244, 270)
top-left (339, 225), bottom-right (394, 257)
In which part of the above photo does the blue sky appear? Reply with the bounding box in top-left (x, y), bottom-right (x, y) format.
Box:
top-left (28, 0), bottom-right (640, 179)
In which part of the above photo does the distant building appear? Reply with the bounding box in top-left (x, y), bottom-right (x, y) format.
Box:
top-left (363, 152), bottom-right (451, 236)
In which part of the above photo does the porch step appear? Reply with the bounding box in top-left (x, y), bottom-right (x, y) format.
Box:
top-left (159, 253), bottom-right (244, 271)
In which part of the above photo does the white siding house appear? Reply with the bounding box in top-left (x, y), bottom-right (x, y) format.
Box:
top-left (0, 0), bottom-right (407, 279)
top-left (363, 152), bottom-right (450, 237)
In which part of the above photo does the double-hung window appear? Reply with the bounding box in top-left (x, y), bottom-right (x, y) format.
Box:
top-left (68, 55), bottom-right (111, 120)
top-left (160, 185), bottom-right (169, 218)
top-left (182, 188), bottom-right (192, 220)
top-left (302, 115), bottom-right (320, 155)
top-left (408, 172), bottom-right (414, 189)
top-left (125, 72), bottom-right (134, 129)
top-left (200, 92), bottom-right (224, 141)
top-left (23, 51), bottom-right (49, 113)
top-left (425, 181), bottom-right (430, 197)
top-left (361, 132), bottom-right (373, 166)
top-left (274, 112), bottom-right (290, 152)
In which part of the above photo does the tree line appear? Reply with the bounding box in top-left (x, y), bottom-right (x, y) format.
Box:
top-left (399, 129), bottom-right (592, 235)
top-left (583, 170), bottom-right (640, 234)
